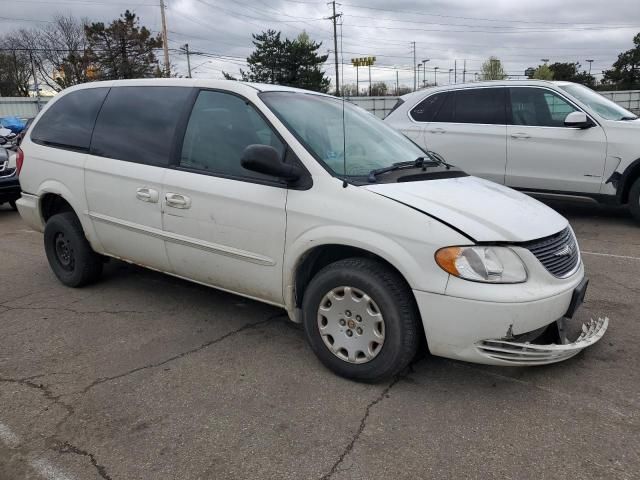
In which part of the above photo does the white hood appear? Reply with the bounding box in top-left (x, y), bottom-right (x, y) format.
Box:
top-left (365, 176), bottom-right (568, 242)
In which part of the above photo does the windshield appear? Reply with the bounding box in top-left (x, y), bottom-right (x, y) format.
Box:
top-left (260, 91), bottom-right (426, 177)
top-left (559, 84), bottom-right (637, 121)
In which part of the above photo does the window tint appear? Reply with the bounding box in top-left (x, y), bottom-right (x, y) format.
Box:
top-left (31, 87), bottom-right (109, 151)
top-left (509, 87), bottom-right (578, 127)
top-left (410, 93), bottom-right (446, 122)
top-left (454, 88), bottom-right (505, 124)
top-left (180, 90), bottom-right (285, 181)
top-left (90, 86), bottom-right (192, 166)
top-left (433, 92), bottom-right (454, 122)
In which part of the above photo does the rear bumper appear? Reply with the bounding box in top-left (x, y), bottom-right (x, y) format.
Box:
top-left (16, 193), bottom-right (44, 232)
top-left (413, 283), bottom-right (607, 366)
top-left (0, 176), bottom-right (20, 203)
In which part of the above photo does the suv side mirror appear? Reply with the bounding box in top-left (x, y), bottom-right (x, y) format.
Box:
top-left (241, 144), bottom-right (302, 182)
top-left (564, 111), bottom-right (591, 129)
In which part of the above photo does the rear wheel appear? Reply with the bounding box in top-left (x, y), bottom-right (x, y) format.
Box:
top-left (44, 212), bottom-right (103, 287)
top-left (629, 177), bottom-right (640, 224)
top-left (302, 257), bottom-right (420, 382)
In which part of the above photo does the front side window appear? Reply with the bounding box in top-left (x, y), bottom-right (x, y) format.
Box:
top-left (90, 86), bottom-right (192, 166)
top-left (179, 90), bottom-right (285, 180)
top-left (454, 88), bottom-right (506, 125)
top-left (509, 87), bottom-right (578, 127)
top-left (261, 91), bottom-right (426, 177)
top-left (31, 87), bottom-right (109, 151)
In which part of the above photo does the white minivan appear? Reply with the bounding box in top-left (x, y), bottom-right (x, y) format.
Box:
top-left (385, 80), bottom-right (640, 221)
top-left (16, 79), bottom-right (607, 381)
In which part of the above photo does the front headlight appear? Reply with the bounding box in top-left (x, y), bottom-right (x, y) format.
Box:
top-left (435, 246), bottom-right (527, 283)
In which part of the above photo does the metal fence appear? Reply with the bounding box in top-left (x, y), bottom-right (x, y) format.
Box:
top-left (1, 89), bottom-right (638, 120)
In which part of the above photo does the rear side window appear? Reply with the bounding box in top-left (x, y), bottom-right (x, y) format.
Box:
top-left (31, 88), bottom-right (109, 151)
top-left (454, 88), bottom-right (506, 124)
top-left (91, 86), bottom-right (192, 166)
top-left (410, 93), bottom-right (446, 122)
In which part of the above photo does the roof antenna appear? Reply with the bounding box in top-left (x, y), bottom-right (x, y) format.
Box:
top-left (339, 13), bottom-right (348, 188)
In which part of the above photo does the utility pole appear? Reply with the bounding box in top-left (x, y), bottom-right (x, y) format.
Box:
top-left (183, 44), bottom-right (192, 78)
top-left (29, 50), bottom-right (41, 112)
top-left (422, 59), bottom-right (429, 88)
top-left (396, 70), bottom-right (399, 96)
top-left (160, 0), bottom-right (170, 77)
top-left (411, 41), bottom-right (416, 91)
top-left (454, 59), bottom-right (457, 84)
top-left (462, 59), bottom-right (466, 83)
top-left (368, 63), bottom-right (372, 95)
top-left (586, 59), bottom-right (594, 76)
top-left (434, 66), bottom-right (439, 86)
top-left (328, 1), bottom-right (342, 96)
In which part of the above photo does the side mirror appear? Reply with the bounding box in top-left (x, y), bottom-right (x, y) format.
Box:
top-left (564, 111), bottom-right (591, 129)
top-left (241, 144), bottom-right (302, 182)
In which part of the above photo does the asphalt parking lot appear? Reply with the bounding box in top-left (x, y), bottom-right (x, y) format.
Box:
top-left (0, 199), bottom-right (638, 480)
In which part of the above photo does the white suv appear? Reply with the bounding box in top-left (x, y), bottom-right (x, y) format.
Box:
top-left (385, 80), bottom-right (640, 221)
top-left (16, 79), bottom-right (606, 381)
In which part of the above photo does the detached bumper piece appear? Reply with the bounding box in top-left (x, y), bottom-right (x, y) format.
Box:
top-left (476, 317), bottom-right (609, 366)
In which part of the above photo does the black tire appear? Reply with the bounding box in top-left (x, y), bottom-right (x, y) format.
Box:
top-left (629, 177), bottom-right (640, 224)
top-left (44, 212), bottom-right (103, 287)
top-left (9, 200), bottom-right (17, 211)
top-left (302, 257), bottom-right (420, 382)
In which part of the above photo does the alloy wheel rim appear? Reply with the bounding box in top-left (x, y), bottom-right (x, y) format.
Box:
top-left (317, 286), bottom-right (385, 364)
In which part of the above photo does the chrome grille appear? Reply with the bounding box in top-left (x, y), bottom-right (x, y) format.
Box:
top-left (522, 227), bottom-right (580, 278)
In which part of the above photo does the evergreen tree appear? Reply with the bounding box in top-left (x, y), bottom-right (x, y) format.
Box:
top-left (241, 30), bottom-right (330, 92)
top-left (84, 11), bottom-right (163, 80)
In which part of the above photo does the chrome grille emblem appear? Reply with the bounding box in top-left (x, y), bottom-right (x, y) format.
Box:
top-left (554, 244), bottom-right (573, 257)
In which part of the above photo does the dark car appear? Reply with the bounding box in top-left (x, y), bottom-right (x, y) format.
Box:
top-left (0, 148), bottom-right (20, 210)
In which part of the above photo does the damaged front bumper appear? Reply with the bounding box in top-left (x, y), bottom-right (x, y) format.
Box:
top-left (476, 317), bottom-right (609, 365)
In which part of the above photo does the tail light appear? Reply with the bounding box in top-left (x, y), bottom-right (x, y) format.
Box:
top-left (16, 147), bottom-right (24, 176)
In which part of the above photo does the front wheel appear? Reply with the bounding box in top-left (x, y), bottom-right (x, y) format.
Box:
top-left (302, 257), bottom-right (420, 382)
top-left (629, 177), bottom-right (640, 224)
top-left (44, 212), bottom-right (103, 287)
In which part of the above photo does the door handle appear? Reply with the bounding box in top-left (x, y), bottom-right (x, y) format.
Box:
top-left (510, 132), bottom-right (531, 139)
top-left (165, 192), bottom-right (191, 209)
top-left (136, 187), bottom-right (159, 203)
top-left (429, 128), bottom-right (446, 134)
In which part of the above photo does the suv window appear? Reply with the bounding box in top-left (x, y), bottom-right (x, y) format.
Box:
top-left (509, 87), bottom-right (578, 127)
top-left (90, 86), bottom-right (192, 166)
top-left (410, 92), bottom-right (446, 122)
top-left (31, 87), bottom-right (109, 151)
top-left (179, 90), bottom-right (285, 181)
top-left (454, 88), bottom-right (506, 124)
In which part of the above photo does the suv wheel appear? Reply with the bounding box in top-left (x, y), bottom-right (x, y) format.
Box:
top-left (629, 177), bottom-right (640, 223)
top-left (302, 257), bottom-right (420, 382)
top-left (44, 212), bottom-right (103, 287)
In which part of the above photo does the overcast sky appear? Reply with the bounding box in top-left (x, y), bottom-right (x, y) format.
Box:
top-left (3, 0), bottom-right (640, 90)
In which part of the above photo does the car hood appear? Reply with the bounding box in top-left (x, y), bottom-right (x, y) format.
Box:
top-left (364, 176), bottom-right (568, 242)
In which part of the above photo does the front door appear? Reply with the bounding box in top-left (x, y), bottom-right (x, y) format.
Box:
top-left (162, 90), bottom-right (288, 305)
top-left (505, 87), bottom-right (607, 194)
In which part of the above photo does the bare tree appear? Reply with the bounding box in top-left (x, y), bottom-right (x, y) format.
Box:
top-left (0, 35), bottom-right (32, 96)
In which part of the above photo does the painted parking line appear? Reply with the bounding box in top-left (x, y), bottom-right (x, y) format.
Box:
top-left (582, 251), bottom-right (640, 261)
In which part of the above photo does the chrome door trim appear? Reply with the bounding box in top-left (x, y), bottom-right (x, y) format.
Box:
top-left (88, 211), bottom-right (276, 266)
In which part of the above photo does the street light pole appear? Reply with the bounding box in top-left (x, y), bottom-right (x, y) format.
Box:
top-left (448, 68), bottom-right (453, 84)
top-left (586, 59), bottom-right (594, 75)
top-left (434, 66), bottom-right (439, 86)
top-left (422, 59), bottom-right (430, 88)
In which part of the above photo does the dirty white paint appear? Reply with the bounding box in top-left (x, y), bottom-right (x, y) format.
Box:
top-left (582, 251), bottom-right (640, 261)
top-left (0, 421), bottom-right (20, 448)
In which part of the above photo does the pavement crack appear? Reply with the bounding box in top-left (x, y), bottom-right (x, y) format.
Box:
top-left (78, 313), bottom-right (285, 394)
top-left (0, 305), bottom-right (152, 316)
top-left (53, 441), bottom-right (112, 480)
top-left (319, 375), bottom-right (403, 480)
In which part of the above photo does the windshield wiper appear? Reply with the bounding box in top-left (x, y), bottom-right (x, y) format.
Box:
top-left (368, 157), bottom-right (439, 183)
top-left (620, 115), bottom-right (638, 121)
top-left (425, 150), bottom-right (455, 170)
